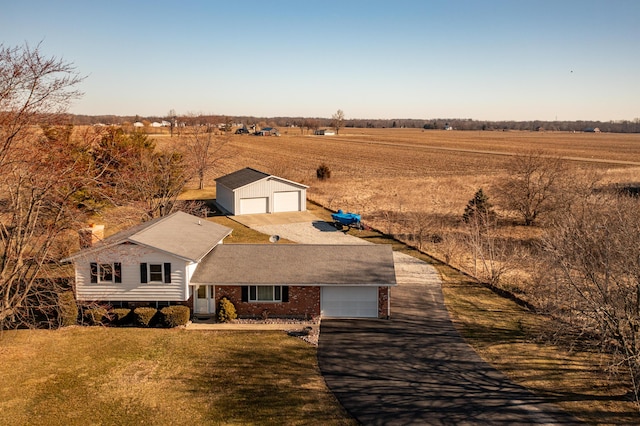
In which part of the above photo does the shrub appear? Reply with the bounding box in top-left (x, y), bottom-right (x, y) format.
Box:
top-left (218, 297), bottom-right (237, 323)
top-left (109, 308), bottom-right (132, 326)
top-left (84, 307), bottom-right (108, 325)
top-left (58, 291), bottom-right (78, 327)
top-left (160, 305), bottom-right (190, 327)
top-left (133, 307), bottom-right (158, 327)
top-left (316, 163), bottom-right (331, 181)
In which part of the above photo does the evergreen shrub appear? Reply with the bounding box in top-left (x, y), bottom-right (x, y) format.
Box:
top-left (218, 297), bottom-right (237, 323)
top-left (84, 307), bottom-right (108, 325)
top-left (160, 305), bottom-right (190, 327)
top-left (133, 307), bottom-right (158, 327)
top-left (109, 308), bottom-right (132, 325)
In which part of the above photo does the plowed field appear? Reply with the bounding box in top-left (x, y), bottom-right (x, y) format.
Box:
top-left (210, 128), bottom-right (640, 219)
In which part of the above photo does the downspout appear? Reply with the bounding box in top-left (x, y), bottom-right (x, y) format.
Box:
top-left (387, 287), bottom-right (391, 319)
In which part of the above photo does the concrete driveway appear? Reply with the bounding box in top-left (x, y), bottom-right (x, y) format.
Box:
top-left (240, 214), bottom-right (582, 424)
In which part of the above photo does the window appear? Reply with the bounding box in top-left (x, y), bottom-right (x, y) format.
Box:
top-left (149, 264), bottom-right (163, 282)
top-left (99, 264), bottom-right (113, 282)
top-left (140, 262), bottom-right (171, 284)
top-left (90, 262), bottom-right (121, 284)
top-left (249, 285), bottom-right (282, 302)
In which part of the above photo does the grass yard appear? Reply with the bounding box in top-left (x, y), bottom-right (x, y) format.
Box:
top-left (0, 327), bottom-right (354, 426)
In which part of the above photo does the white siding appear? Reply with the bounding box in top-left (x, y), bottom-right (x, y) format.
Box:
top-left (74, 243), bottom-right (189, 302)
top-left (233, 178), bottom-right (306, 214)
top-left (216, 184), bottom-right (235, 214)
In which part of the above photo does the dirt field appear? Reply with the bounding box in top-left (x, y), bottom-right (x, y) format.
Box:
top-left (204, 128), bottom-right (640, 218)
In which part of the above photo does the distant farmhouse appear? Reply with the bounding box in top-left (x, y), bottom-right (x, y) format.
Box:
top-left (314, 129), bottom-right (335, 136)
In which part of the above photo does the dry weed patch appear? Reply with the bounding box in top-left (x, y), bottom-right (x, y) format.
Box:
top-left (439, 268), bottom-right (640, 424)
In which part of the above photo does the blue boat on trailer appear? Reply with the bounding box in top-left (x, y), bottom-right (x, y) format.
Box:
top-left (331, 209), bottom-right (363, 230)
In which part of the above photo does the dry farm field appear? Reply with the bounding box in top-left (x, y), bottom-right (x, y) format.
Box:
top-left (209, 128), bottom-right (640, 215)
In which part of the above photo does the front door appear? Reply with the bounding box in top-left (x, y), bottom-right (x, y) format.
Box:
top-left (195, 285), bottom-right (215, 315)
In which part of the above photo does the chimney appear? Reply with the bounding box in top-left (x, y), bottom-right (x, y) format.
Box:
top-left (79, 224), bottom-right (105, 249)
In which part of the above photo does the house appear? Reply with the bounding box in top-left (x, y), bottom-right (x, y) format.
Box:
top-left (314, 129), bottom-right (335, 136)
top-left (254, 127), bottom-right (280, 136)
top-left (215, 168), bottom-right (308, 215)
top-left (62, 211), bottom-right (396, 319)
top-left (62, 212), bottom-right (232, 308)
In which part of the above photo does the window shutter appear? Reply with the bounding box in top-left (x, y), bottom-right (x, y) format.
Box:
top-left (241, 286), bottom-right (248, 302)
top-left (90, 263), bottom-right (98, 283)
top-left (282, 286), bottom-right (289, 302)
top-left (164, 263), bottom-right (171, 283)
top-left (114, 263), bottom-right (122, 283)
top-left (140, 263), bottom-right (148, 283)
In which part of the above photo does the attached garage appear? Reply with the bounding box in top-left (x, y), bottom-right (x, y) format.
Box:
top-left (215, 168), bottom-right (308, 216)
top-left (321, 286), bottom-right (379, 318)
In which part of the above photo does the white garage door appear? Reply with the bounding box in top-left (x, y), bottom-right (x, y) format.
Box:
top-left (273, 191), bottom-right (300, 213)
top-left (321, 286), bottom-right (379, 318)
top-left (239, 197), bottom-right (268, 215)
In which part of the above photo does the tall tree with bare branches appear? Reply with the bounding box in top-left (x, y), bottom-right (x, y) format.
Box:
top-left (332, 109), bottom-right (345, 135)
top-left (543, 194), bottom-right (640, 403)
top-left (496, 151), bottom-right (567, 226)
top-left (0, 42), bottom-right (87, 328)
top-left (182, 126), bottom-right (232, 190)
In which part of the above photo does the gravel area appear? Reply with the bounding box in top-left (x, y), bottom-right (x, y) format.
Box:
top-left (254, 220), bottom-right (371, 245)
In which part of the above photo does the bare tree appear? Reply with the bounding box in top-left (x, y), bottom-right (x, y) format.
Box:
top-left (543, 194), bottom-right (640, 403)
top-left (332, 109), bottom-right (345, 135)
top-left (0, 42), bottom-right (87, 327)
top-left (496, 151), bottom-right (567, 226)
top-left (182, 126), bottom-right (232, 190)
top-left (462, 209), bottom-right (515, 286)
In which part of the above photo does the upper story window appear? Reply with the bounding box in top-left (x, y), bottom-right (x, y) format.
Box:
top-left (140, 262), bottom-right (172, 284)
top-left (90, 263), bottom-right (121, 284)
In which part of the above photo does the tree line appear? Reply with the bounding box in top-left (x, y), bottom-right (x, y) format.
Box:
top-left (71, 114), bottom-right (640, 134)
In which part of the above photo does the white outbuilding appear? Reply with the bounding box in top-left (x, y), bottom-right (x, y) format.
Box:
top-left (215, 168), bottom-right (308, 215)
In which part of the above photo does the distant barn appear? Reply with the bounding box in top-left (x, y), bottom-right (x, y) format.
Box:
top-left (315, 129), bottom-right (335, 136)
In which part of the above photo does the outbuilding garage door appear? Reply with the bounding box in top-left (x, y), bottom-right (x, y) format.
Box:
top-left (321, 286), bottom-right (379, 318)
top-left (239, 197), bottom-right (268, 215)
top-left (273, 191), bottom-right (300, 213)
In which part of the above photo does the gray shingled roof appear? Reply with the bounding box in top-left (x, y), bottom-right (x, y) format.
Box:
top-left (215, 168), bottom-right (270, 190)
top-left (64, 212), bottom-right (232, 262)
top-left (191, 244), bottom-right (396, 286)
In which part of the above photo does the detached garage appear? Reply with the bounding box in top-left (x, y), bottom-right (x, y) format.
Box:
top-left (216, 168), bottom-right (308, 215)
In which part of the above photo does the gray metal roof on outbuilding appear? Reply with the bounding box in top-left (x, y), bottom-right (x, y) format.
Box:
top-left (215, 168), bottom-right (270, 190)
top-left (191, 244), bottom-right (397, 286)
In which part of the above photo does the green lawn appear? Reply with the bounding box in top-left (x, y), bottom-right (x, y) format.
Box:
top-left (0, 327), bottom-right (354, 426)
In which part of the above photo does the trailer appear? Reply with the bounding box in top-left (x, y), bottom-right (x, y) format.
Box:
top-left (331, 210), bottom-right (363, 230)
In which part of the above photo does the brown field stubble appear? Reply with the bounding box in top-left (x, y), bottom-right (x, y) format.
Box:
top-left (205, 128), bottom-right (640, 217)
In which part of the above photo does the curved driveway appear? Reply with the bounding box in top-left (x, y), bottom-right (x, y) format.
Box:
top-left (248, 216), bottom-right (582, 425)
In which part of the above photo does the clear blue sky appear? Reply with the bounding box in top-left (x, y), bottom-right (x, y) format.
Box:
top-left (2, 0), bottom-right (638, 121)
